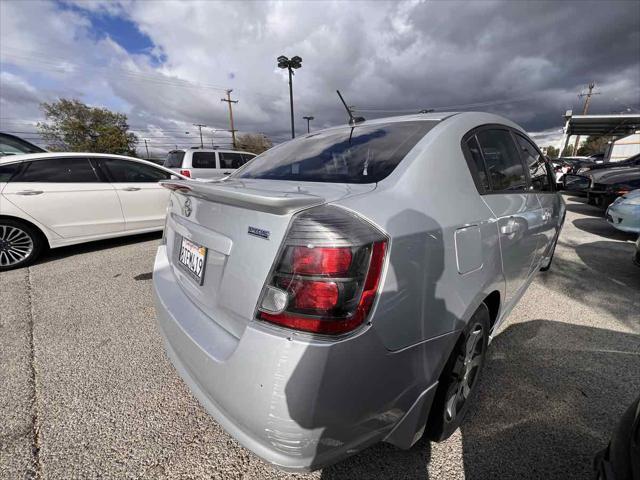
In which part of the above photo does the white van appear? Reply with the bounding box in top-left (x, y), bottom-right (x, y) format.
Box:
top-left (164, 148), bottom-right (256, 180)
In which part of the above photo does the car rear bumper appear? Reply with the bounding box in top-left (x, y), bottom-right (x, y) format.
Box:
top-left (152, 245), bottom-right (453, 471)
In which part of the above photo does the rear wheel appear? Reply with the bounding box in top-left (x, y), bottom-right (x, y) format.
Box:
top-left (0, 219), bottom-right (44, 271)
top-left (426, 303), bottom-right (490, 441)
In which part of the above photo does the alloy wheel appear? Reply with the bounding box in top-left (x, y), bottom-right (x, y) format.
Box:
top-left (445, 324), bottom-right (485, 422)
top-left (0, 224), bottom-right (34, 267)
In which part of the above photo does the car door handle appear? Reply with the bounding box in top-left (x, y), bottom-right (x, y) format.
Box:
top-left (223, 172), bottom-right (231, 175)
top-left (15, 190), bottom-right (44, 195)
top-left (500, 218), bottom-right (521, 236)
top-left (122, 187), bottom-right (141, 191)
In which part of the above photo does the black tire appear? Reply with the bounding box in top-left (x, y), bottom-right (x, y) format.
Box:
top-left (0, 218), bottom-right (45, 271)
top-left (426, 303), bottom-right (490, 442)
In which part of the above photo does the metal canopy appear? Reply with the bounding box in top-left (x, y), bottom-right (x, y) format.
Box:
top-left (557, 113), bottom-right (640, 155)
top-left (564, 114), bottom-right (640, 136)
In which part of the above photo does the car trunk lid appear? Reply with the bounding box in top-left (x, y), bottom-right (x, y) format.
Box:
top-left (162, 178), bottom-right (375, 339)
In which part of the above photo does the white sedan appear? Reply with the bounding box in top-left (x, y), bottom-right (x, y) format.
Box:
top-left (0, 152), bottom-right (188, 270)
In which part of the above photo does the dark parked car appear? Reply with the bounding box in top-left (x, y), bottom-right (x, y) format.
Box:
top-left (550, 157), bottom-right (595, 188)
top-left (586, 168), bottom-right (640, 208)
top-left (594, 394), bottom-right (640, 480)
top-left (0, 132), bottom-right (46, 157)
top-left (577, 153), bottom-right (640, 174)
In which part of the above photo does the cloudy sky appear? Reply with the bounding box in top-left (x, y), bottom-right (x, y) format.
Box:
top-left (1, 0), bottom-right (639, 156)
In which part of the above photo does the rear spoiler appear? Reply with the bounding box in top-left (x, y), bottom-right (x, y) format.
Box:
top-left (160, 180), bottom-right (325, 215)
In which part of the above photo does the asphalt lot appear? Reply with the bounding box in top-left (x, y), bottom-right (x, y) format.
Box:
top-left (1, 195), bottom-right (639, 480)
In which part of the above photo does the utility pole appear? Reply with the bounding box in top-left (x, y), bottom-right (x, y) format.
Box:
top-left (572, 82), bottom-right (600, 155)
top-left (221, 90), bottom-right (238, 149)
top-left (143, 139), bottom-right (150, 159)
top-left (193, 124), bottom-right (206, 148)
top-left (303, 115), bottom-right (314, 133)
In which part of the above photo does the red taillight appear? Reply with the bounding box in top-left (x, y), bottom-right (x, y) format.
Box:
top-left (257, 206), bottom-right (388, 335)
top-left (290, 280), bottom-right (339, 310)
top-left (292, 246), bottom-right (352, 275)
top-left (180, 169), bottom-right (191, 178)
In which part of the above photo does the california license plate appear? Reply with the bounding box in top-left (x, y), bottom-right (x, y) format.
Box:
top-left (177, 236), bottom-right (207, 285)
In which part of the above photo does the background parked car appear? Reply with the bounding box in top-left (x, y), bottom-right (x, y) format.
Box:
top-left (163, 147), bottom-right (256, 180)
top-left (0, 132), bottom-right (46, 156)
top-left (606, 189), bottom-right (640, 234)
top-left (577, 153), bottom-right (640, 174)
top-left (587, 168), bottom-right (640, 209)
top-left (550, 156), bottom-right (595, 188)
top-left (0, 153), bottom-right (187, 270)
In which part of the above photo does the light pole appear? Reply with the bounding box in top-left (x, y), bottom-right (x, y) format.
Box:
top-left (277, 55), bottom-right (302, 139)
top-left (302, 115), bottom-right (314, 134)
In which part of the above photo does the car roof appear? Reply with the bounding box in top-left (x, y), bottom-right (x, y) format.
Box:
top-left (597, 167), bottom-right (640, 183)
top-left (0, 151), bottom-right (148, 164)
top-left (169, 148), bottom-right (256, 155)
top-left (0, 151), bottom-right (190, 180)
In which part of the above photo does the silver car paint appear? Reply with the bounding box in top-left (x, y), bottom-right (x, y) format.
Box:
top-left (153, 111), bottom-right (564, 470)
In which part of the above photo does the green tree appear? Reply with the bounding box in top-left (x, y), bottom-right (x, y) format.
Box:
top-left (545, 146), bottom-right (559, 158)
top-left (561, 145), bottom-right (574, 157)
top-left (37, 98), bottom-right (138, 155)
top-left (236, 133), bottom-right (273, 155)
top-left (576, 135), bottom-right (613, 156)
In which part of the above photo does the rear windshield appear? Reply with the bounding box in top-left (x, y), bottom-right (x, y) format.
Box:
top-left (236, 121), bottom-right (437, 184)
top-left (164, 151), bottom-right (185, 168)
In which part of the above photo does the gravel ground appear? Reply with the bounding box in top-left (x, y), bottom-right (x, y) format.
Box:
top-left (1, 195), bottom-right (639, 480)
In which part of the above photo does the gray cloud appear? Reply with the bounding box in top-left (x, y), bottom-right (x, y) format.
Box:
top-left (1, 0), bottom-right (638, 154)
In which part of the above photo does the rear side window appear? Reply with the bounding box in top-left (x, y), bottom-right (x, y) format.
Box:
top-left (464, 136), bottom-right (490, 191)
top-left (191, 152), bottom-right (217, 169)
top-left (99, 159), bottom-right (170, 182)
top-left (237, 121), bottom-right (437, 184)
top-left (0, 163), bottom-right (21, 182)
top-left (219, 152), bottom-right (247, 169)
top-left (515, 135), bottom-right (553, 192)
top-left (476, 130), bottom-right (527, 191)
top-left (191, 152), bottom-right (216, 168)
top-left (164, 151), bottom-right (185, 168)
top-left (15, 158), bottom-right (99, 182)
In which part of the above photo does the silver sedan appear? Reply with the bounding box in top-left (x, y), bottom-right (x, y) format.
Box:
top-left (152, 111), bottom-right (564, 471)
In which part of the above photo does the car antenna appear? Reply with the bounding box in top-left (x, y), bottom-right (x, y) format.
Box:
top-left (337, 90), bottom-right (365, 126)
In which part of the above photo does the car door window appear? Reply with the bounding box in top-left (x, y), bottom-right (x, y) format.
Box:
top-left (14, 158), bottom-right (100, 182)
top-left (0, 163), bottom-right (21, 182)
top-left (219, 152), bottom-right (246, 169)
top-left (515, 134), bottom-right (553, 192)
top-left (191, 152), bottom-right (217, 169)
top-left (476, 129), bottom-right (528, 191)
top-left (99, 159), bottom-right (171, 182)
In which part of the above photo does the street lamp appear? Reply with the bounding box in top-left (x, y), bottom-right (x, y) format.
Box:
top-left (302, 115), bottom-right (314, 134)
top-left (277, 55), bottom-right (302, 139)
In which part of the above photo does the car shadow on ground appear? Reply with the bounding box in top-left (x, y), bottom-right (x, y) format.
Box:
top-left (35, 231), bottom-right (162, 266)
top-left (572, 218), bottom-right (638, 241)
top-left (460, 320), bottom-right (640, 480)
top-left (564, 201), bottom-right (604, 218)
top-left (317, 321), bottom-right (640, 480)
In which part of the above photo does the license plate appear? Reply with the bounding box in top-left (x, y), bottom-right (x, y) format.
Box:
top-left (177, 236), bottom-right (207, 285)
